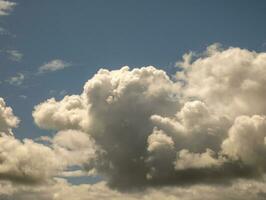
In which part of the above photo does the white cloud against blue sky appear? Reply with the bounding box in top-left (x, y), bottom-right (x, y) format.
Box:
top-left (6, 72), bottom-right (24, 86)
top-left (1, 1), bottom-right (266, 200)
top-left (6, 49), bottom-right (23, 61)
top-left (38, 59), bottom-right (71, 74)
top-left (0, 0), bottom-right (16, 16)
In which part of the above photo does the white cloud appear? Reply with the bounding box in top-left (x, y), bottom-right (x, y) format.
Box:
top-left (0, 98), bottom-right (19, 135)
top-left (32, 46), bottom-right (266, 190)
top-left (18, 95), bottom-right (27, 99)
top-left (2, 44), bottom-right (266, 198)
top-left (52, 129), bottom-right (97, 167)
top-left (0, 97), bottom-right (96, 186)
top-left (222, 115), bottom-right (266, 167)
top-left (147, 129), bottom-right (174, 152)
top-left (38, 59), bottom-right (71, 73)
top-left (6, 50), bottom-right (23, 62)
top-left (6, 73), bottom-right (25, 86)
top-left (175, 149), bottom-right (221, 170)
top-left (0, 134), bottom-right (64, 183)
top-left (1, 178), bottom-right (266, 200)
top-left (0, 0), bottom-right (16, 16)
top-left (33, 66), bottom-right (181, 189)
top-left (176, 46), bottom-right (266, 118)
top-left (33, 95), bottom-right (90, 131)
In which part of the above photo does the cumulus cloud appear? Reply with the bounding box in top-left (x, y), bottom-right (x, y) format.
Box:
top-left (51, 129), bottom-right (97, 167)
top-left (0, 0), bottom-right (16, 16)
top-left (147, 129), bottom-right (174, 152)
top-left (0, 97), bottom-right (97, 186)
top-left (175, 149), bottom-right (221, 170)
top-left (31, 45), bottom-right (266, 192)
top-left (33, 66), bottom-right (181, 189)
top-left (146, 129), bottom-right (176, 181)
top-left (177, 46), bottom-right (266, 118)
top-left (1, 178), bottom-right (266, 200)
top-left (38, 59), bottom-right (71, 74)
top-left (33, 95), bottom-right (90, 131)
top-left (0, 44), bottom-right (265, 200)
top-left (0, 134), bottom-right (63, 184)
top-left (222, 115), bottom-right (266, 168)
top-left (0, 99), bottom-right (61, 184)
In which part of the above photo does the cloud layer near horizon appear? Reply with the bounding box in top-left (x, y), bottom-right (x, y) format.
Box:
top-left (2, 45), bottom-right (266, 199)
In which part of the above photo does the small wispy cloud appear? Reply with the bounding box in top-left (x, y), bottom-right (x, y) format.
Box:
top-left (0, 27), bottom-right (8, 35)
top-left (19, 94), bottom-right (27, 99)
top-left (38, 59), bottom-right (71, 74)
top-left (49, 89), bottom-right (67, 97)
top-left (6, 50), bottom-right (23, 61)
top-left (6, 73), bottom-right (25, 86)
top-left (0, 0), bottom-right (16, 16)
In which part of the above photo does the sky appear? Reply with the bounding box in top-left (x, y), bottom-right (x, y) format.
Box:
top-left (1, 0), bottom-right (266, 200)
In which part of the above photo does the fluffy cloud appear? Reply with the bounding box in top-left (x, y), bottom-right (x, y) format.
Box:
top-left (175, 149), bottom-right (221, 170)
top-left (0, 98), bottom-right (19, 135)
top-left (32, 48), bottom-right (266, 191)
top-left (6, 73), bottom-right (25, 86)
top-left (34, 66), bottom-right (181, 189)
top-left (177, 45), bottom-right (266, 118)
top-left (51, 129), bottom-right (97, 167)
top-left (0, 44), bottom-right (263, 199)
top-left (0, 0), bottom-right (16, 16)
top-left (0, 97), bottom-right (96, 185)
top-left (38, 59), bottom-right (71, 73)
top-left (0, 134), bottom-right (63, 184)
top-left (151, 100), bottom-right (229, 154)
top-left (146, 129), bottom-right (176, 181)
top-left (222, 115), bottom-right (266, 168)
top-left (33, 95), bottom-right (89, 131)
top-left (1, 178), bottom-right (266, 200)
top-left (147, 129), bottom-right (174, 152)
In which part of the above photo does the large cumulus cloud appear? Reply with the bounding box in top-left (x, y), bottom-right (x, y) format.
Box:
top-left (33, 66), bottom-right (182, 189)
top-left (31, 46), bottom-right (266, 191)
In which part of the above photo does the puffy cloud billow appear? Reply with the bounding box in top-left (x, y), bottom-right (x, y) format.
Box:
top-left (0, 134), bottom-right (63, 184)
top-left (0, 98), bottom-right (96, 185)
top-left (2, 44), bottom-right (266, 199)
top-left (32, 46), bottom-right (266, 191)
top-left (0, 97), bottom-right (19, 135)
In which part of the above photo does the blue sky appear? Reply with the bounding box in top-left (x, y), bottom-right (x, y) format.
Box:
top-left (1, 0), bottom-right (266, 139)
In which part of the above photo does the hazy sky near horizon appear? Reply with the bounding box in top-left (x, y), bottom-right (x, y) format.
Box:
top-left (1, 1), bottom-right (266, 200)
